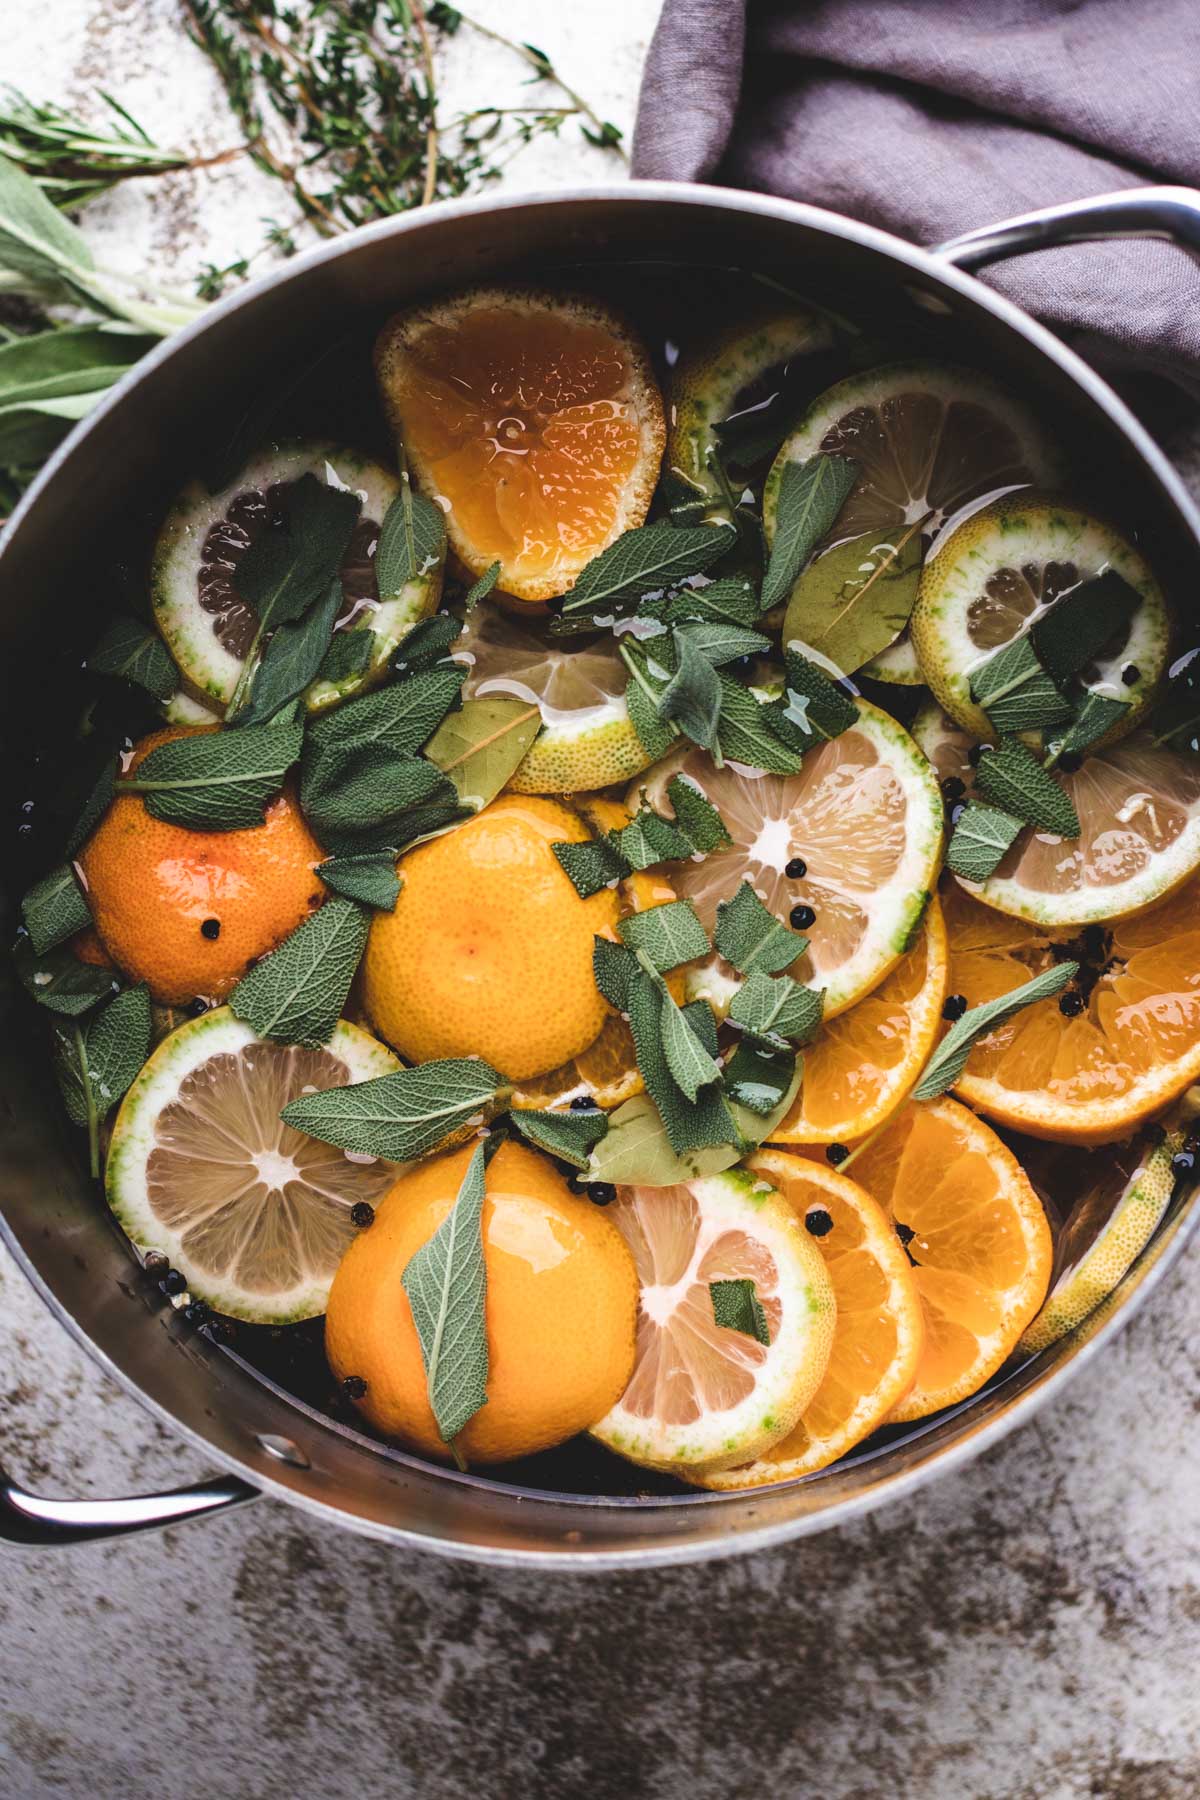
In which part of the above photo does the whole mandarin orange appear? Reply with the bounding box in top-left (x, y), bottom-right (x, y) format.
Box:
top-left (77, 726), bottom-right (326, 1006)
top-left (325, 1138), bottom-right (638, 1464)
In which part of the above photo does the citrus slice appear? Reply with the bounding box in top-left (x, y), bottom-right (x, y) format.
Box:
top-left (942, 876), bottom-right (1200, 1143)
top-left (847, 1097), bottom-right (1052, 1420)
top-left (769, 895), bottom-right (948, 1145)
top-left (590, 1168), bottom-right (835, 1474)
top-left (633, 697), bottom-right (943, 1017)
top-left (666, 305), bottom-right (836, 500)
top-left (911, 697), bottom-right (973, 788)
top-left (1017, 1131), bottom-right (1178, 1355)
top-left (106, 1007), bottom-right (400, 1322)
top-left (152, 442), bottom-right (432, 714)
top-left (911, 494), bottom-right (1168, 745)
top-left (692, 1154), bottom-right (925, 1485)
top-left (763, 361), bottom-right (1059, 681)
top-left (452, 604), bottom-right (651, 794)
top-left (375, 288), bottom-right (665, 604)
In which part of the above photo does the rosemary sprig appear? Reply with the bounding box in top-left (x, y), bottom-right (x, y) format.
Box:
top-left (0, 87), bottom-right (204, 210)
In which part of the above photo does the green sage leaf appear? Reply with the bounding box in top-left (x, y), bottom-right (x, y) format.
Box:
top-left (656, 578), bottom-right (761, 628)
top-left (401, 1138), bottom-right (489, 1450)
top-left (1049, 692), bottom-right (1130, 758)
top-left (17, 938), bottom-right (118, 1015)
top-left (626, 969), bottom-right (740, 1154)
top-left (301, 738), bottom-right (455, 845)
top-left (624, 659), bottom-right (677, 758)
top-left (308, 665), bottom-right (466, 757)
top-left (234, 473), bottom-right (361, 635)
top-left (969, 634), bottom-right (1073, 734)
top-left (21, 862), bottom-right (91, 955)
top-left (121, 722), bottom-right (304, 830)
top-left (665, 774), bottom-right (732, 852)
top-left (610, 807), bottom-right (693, 871)
top-left (715, 675), bottom-right (806, 774)
top-left (710, 1277), bottom-right (770, 1345)
top-left (593, 937), bottom-right (637, 1011)
top-left (553, 836), bottom-right (630, 900)
top-left (559, 521), bottom-right (736, 621)
top-left (672, 620), bottom-right (772, 667)
top-left (721, 1037), bottom-right (797, 1116)
top-left (617, 899), bottom-right (710, 972)
top-left (233, 578), bottom-right (341, 725)
top-left (585, 1065), bottom-right (802, 1188)
top-left (761, 454), bottom-right (858, 611)
top-left (463, 561), bottom-right (501, 608)
top-left (764, 645), bottom-right (858, 752)
top-left (424, 695), bottom-right (542, 812)
top-left (316, 626), bottom-right (376, 686)
top-left (392, 612), bottom-right (464, 673)
top-left (86, 614), bottom-right (178, 702)
top-left (50, 983), bottom-right (151, 1176)
top-left (715, 881), bottom-right (807, 974)
top-left (281, 1056), bottom-right (510, 1163)
top-left (509, 1105), bottom-right (607, 1170)
top-left (229, 896), bottom-right (370, 1047)
top-left (913, 961), bottom-right (1080, 1101)
top-left (727, 970), bottom-right (824, 1045)
top-left (0, 322), bottom-right (153, 407)
top-left (376, 487), bottom-right (447, 597)
top-left (657, 626), bottom-right (723, 753)
top-left (945, 800), bottom-right (1023, 882)
top-left (1032, 571), bottom-right (1140, 684)
top-left (316, 850), bottom-right (401, 911)
top-left (976, 737), bottom-right (1080, 836)
top-left (638, 959), bottom-right (721, 1103)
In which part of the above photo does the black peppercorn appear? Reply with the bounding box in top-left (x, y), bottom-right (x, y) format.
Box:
top-left (1171, 1150), bottom-right (1195, 1179)
top-left (567, 1173), bottom-right (588, 1195)
top-left (1058, 751), bottom-right (1083, 774)
top-left (941, 776), bottom-right (966, 803)
top-left (159, 1268), bottom-right (187, 1297)
top-left (805, 1208), bottom-right (834, 1237)
top-left (350, 1202), bottom-right (375, 1228)
top-left (343, 1376), bottom-right (368, 1399)
top-left (825, 1143), bottom-right (849, 1167)
top-left (785, 857), bottom-right (808, 879)
top-left (570, 1094), bottom-right (598, 1112)
top-left (967, 745), bottom-right (983, 767)
top-left (200, 918), bottom-right (221, 940)
top-left (182, 1301), bottom-right (210, 1327)
top-left (587, 1182), bottom-right (616, 1206)
top-left (1059, 989), bottom-right (1085, 1017)
top-left (942, 994), bottom-right (968, 1022)
top-left (790, 903), bottom-right (817, 929)
top-left (1122, 664), bottom-right (1140, 687)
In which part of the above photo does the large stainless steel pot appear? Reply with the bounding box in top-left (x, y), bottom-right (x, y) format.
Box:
top-left (3, 182), bottom-right (1200, 1568)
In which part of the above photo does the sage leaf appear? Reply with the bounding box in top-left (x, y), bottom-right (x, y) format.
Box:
top-left (969, 635), bottom-right (1073, 734)
top-left (86, 614), bottom-right (178, 702)
top-left (229, 897), bottom-right (370, 1047)
top-left (976, 737), bottom-right (1080, 836)
top-left (761, 454), bottom-right (858, 611)
top-left (0, 323), bottom-right (153, 407)
top-left (234, 473), bottom-right (361, 635)
top-left (553, 836), bottom-right (630, 900)
top-left (715, 881), bottom-right (807, 974)
top-left (658, 626), bottom-right (722, 753)
top-left (610, 807), bottom-right (693, 871)
top-left (316, 626), bottom-right (376, 686)
top-left (281, 1056), bottom-right (510, 1163)
top-left (657, 579), bottom-right (761, 628)
top-left (463, 561), bottom-right (501, 608)
top-left (560, 521), bottom-right (736, 620)
top-left (308, 665), bottom-right (466, 757)
top-left (392, 612), bottom-right (464, 674)
top-left (945, 800), bottom-right (1023, 882)
top-left (728, 971), bottom-right (824, 1046)
top-left (913, 961), bottom-right (1080, 1101)
top-left (710, 1277), bottom-right (770, 1346)
top-left (681, 999), bottom-right (719, 1057)
top-left (617, 899), bottom-right (710, 972)
top-left (0, 391), bottom-right (101, 465)
top-left (626, 969), bottom-right (741, 1154)
top-left (1032, 571), bottom-right (1140, 684)
top-left (401, 1138), bottom-right (489, 1452)
top-left (51, 983), bottom-right (152, 1176)
top-left (624, 658), bottom-right (677, 759)
top-left (637, 958), bottom-right (721, 1102)
top-left (64, 752), bottom-right (117, 856)
top-left (672, 620), bottom-right (772, 668)
top-left (21, 862), bottom-right (91, 954)
top-left (509, 1105), bottom-right (608, 1170)
top-left (316, 850), bottom-right (400, 911)
top-left (1150, 671), bottom-right (1200, 755)
top-left (722, 1037), bottom-right (796, 1116)
top-left (715, 675), bottom-right (806, 775)
top-left (301, 738), bottom-right (455, 845)
top-left (764, 645), bottom-right (857, 752)
top-left (593, 938), bottom-right (637, 1011)
top-left (1049, 692), bottom-right (1130, 758)
top-left (783, 515), bottom-right (926, 675)
top-left (666, 774), bottom-right (731, 852)
top-left (121, 721), bottom-right (304, 830)
top-left (424, 694), bottom-right (543, 811)
top-left (16, 938), bottom-right (119, 1016)
top-left (233, 578), bottom-right (341, 725)
top-left (376, 487), bottom-right (446, 596)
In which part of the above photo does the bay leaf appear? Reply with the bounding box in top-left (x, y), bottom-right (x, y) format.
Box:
top-left (783, 515), bottom-right (927, 675)
top-left (425, 694), bottom-right (542, 810)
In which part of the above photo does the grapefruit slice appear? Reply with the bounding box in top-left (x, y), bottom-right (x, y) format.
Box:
top-left (106, 1007), bottom-right (400, 1321)
top-left (375, 288), bottom-right (665, 604)
top-left (590, 1168), bottom-right (835, 1474)
top-left (633, 698), bottom-right (943, 1017)
top-left (152, 442), bottom-right (432, 714)
top-left (848, 1097), bottom-right (1052, 1420)
top-left (453, 603), bottom-right (651, 794)
top-left (762, 362), bottom-right (1059, 681)
top-left (693, 1154), bottom-right (925, 1485)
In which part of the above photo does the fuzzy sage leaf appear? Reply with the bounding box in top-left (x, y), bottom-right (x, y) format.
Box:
top-left (232, 578), bottom-right (341, 725)
top-left (16, 939), bottom-right (119, 1016)
top-left (316, 850), bottom-right (400, 911)
top-left (51, 984), bottom-right (151, 1176)
top-left (709, 1278), bottom-right (770, 1346)
top-left (913, 962), bottom-right (1080, 1101)
top-left (727, 970), bottom-right (824, 1046)
top-left (86, 613), bottom-right (178, 702)
top-left (376, 487), bottom-right (447, 596)
top-left (509, 1106), bottom-right (608, 1170)
top-left (1032, 571), bottom-right (1139, 684)
top-left (281, 1057), bottom-right (510, 1164)
top-left (617, 900), bottom-right (710, 972)
top-left (229, 896), bottom-right (370, 1047)
top-left (21, 862), bottom-right (91, 954)
top-left (975, 737), bottom-right (1080, 837)
top-left (715, 881), bottom-right (807, 975)
top-left (945, 800), bottom-right (1023, 882)
top-left (761, 453), bottom-right (858, 611)
top-left (969, 634), bottom-right (1073, 734)
top-left (401, 1138), bottom-right (489, 1457)
top-left (657, 626), bottom-right (723, 754)
top-left (558, 521), bottom-right (736, 621)
top-left (120, 722), bottom-right (304, 830)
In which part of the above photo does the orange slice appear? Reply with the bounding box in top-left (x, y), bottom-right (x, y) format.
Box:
top-left (694, 1154), bottom-right (924, 1485)
top-left (942, 877), bottom-right (1200, 1143)
top-left (375, 288), bottom-right (665, 603)
top-left (848, 1097), bottom-right (1052, 1420)
top-left (770, 895), bottom-right (948, 1145)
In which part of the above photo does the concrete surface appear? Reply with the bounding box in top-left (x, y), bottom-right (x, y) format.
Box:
top-left (4, 4), bottom-right (1200, 1797)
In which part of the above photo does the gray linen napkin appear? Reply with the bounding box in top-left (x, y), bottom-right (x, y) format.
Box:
top-left (632, 0), bottom-right (1200, 392)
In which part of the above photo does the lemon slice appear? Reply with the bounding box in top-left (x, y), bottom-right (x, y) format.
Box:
top-left (453, 605), bottom-right (651, 794)
top-left (693, 1154), bottom-right (925, 1485)
top-left (632, 698), bottom-right (943, 1018)
top-left (375, 287), bottom-right (665, 604)
top-left (106, 1007), bottom-right (400, 1322)
top-left (1017, 1132), bottom-right (1178, 1354)
top-left (590, 1168), bottom-right (835, 1474)
top-left (763, 361), bottom-right (1059, 681)
top-left (666, 305), bottom-right (836, 500)
top-left (152, 442), bottom-right (434, 715)
top-left (911, 494), bottom-right (1169, 745)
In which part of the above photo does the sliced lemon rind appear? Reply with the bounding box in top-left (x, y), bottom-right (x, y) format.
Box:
top-left (861, 632), bottom-right (924, 686)
top-left (508, 696), bottom-right (653, 794)
top-left (105, 1007), bottom-right (399, 1323)
top-left (589, 1168), bottom-right (836, 1475)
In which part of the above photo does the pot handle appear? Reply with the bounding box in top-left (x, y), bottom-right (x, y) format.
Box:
top-left (0, 1460), bottom-right (257, 1546)
top-left (931, 184), bottom-right (1200, 269)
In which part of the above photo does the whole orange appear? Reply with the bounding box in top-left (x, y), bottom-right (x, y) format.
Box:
top-left (325, 1138), bottom-right (638, 1464)
top-left (362, 793), bottom-right (619, 1081)
top-left (76, 726), bottom-right (326, 1006)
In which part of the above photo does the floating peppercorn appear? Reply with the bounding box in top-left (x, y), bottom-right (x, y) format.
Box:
top-left (825, 1143), bottom-right (849, 1166)
top-left (805, 1208), bottom-right (834, 1238)
top-left (785, 857), bottom-right (808, 879)
top-left (182, 1301), bottom-right (210, 1327)
top-left (570, 1094), bottom-right (598, 1112)
top-left (1172, 1151), bottom-right (1195, 1179)
top-left (941, 776), bottom-right (966, 802)
top-left (1059, 989), bottom-right (1085, 1017)
top-left (1122, 664), bottom-right (1140, 686)
top-left (587, 1182), bottom-right (616, 1206)
top-left (967, 745), bottom-right (983, 767)
top-left (1058, 751), bottom-right (1083, 774)
top-left (343, 1376), bottom-right (368, 1399)
top-left (790, 904), bottom-right (817, 929)
top-left (159, 1268), bottom-right (187, 1297)
top-left (942, 994), bottom-right (968, 1022)
top-left (350, 1202), bottom-right (375, 1228)
top-left (200, 918), bottom-right (221, 940)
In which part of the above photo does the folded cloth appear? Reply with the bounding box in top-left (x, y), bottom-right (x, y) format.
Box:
top-left (632, 0), bottom-right (1200, 392)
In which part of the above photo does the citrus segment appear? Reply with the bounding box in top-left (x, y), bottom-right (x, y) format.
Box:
top-left (326, 1140), bottom-right (638, 1463)
top-left (770, 896), bottom-right (948, 1145)
top-left (105, 1008), bottom-right (400, 1321)
top-left (694, 1154), bottom-right (925, 1484)
top-left (943, 877), bottom-right (1200, 1143)
top-left (363, 794), bottom-right (618, 1082)
top-left (633, 698), bottom-right (943, 1017)
top-left (591, 1168), bottom-right (835, 1473)
top-left (77, 726), bottom-right (326, 1007)
top-left (847, 1097), bottom-right (1052, 1419)
top-left (375, 289), bottom-right (665, 603)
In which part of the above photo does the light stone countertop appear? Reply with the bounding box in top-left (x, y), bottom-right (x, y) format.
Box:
top-left (3, 5), bottom-right (1200, 1796)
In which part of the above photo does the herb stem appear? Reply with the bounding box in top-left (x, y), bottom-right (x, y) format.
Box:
top-left (74, 1023), bottom-right (100, 1179)
top-left (450, 8), bottom-right (628, 162)
top-left (409, 0), bottom-right (441, 207)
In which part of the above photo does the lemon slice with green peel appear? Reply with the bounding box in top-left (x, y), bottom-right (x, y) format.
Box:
top-left (152, 442), bottom-right (439, 716)
top-left (589, 1167), bottom-right (835, 1475)
top-left (106, 1007), bottom-right (401, 1323)
top-left (666, 306), bottom-right (837, 502)
top-left (1017, 1132), bottom-right (1177, 1354)
top-left (763, 361), bottom-right (1059, 682)
top-left (453, 605), bottom-right (651, 794)
top-left (911, 494), bottom-right (1169, 746)
top-left (632, 697), bottom-right (943, 1018)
